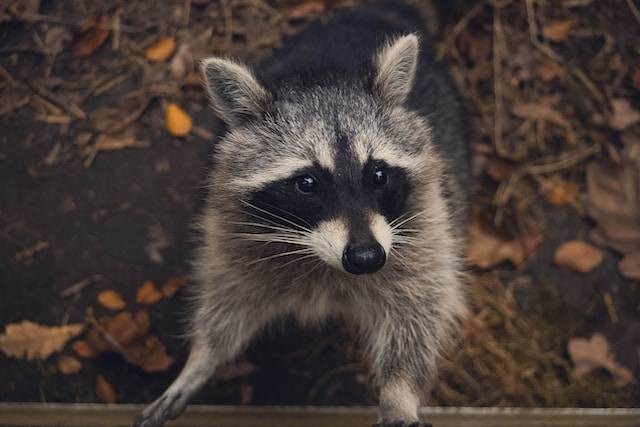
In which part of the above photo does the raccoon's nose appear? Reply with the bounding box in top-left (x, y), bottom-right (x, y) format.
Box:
top-left (342, 242), bottom-right (386, 275)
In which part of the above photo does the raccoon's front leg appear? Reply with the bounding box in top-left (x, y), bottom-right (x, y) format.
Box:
top-left (134, 302), bottom-right (268, 427)
top-left (134, 339), bottom-right (215, 427)
top-left (364, 308), bottom-right (438, 427)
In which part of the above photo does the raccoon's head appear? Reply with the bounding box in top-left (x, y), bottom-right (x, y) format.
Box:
top-left (201, 34), bottom-right (444, 277)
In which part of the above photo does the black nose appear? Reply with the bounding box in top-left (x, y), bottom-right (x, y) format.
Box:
top-left (342, 242), bottom-right (386, 275)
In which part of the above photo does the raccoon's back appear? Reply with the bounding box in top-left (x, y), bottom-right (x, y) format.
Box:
top-left (257, 2), bottom-right (426, 89)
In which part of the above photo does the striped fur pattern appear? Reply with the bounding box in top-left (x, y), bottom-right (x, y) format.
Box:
top-left (136, 2), bottom-right (470, 427)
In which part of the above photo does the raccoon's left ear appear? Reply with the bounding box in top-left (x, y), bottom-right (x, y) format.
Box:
top-left (200, 57), bottom-right (270, 126)
top-left (372, 34), bottom-right (419, 106)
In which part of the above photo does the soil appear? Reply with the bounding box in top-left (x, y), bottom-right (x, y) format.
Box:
top-left (0, 0), bottom-right (638, 409)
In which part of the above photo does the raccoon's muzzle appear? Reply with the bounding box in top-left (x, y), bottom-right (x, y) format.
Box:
top-left (342, 241), bottom-right (386, 274)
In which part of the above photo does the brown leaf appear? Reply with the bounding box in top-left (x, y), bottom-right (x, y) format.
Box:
top-left (568, 333), bottom-right (634, 387)
top-left (72, 340), bottom-right (97, 358)
top-left (511, 101), bottom-right (572, 131)
top-left (145, 37), bottom-right (176, 62)
top-left (120, 335), bottom-right (174, 373)
top-left (57, 355), bottom-right (82, 375)
top-left (0, 321), bottom-right (84, 360)
top-left (170, 44), bottom-right (193, 80)
top-left (466, 219), bottom-right (541, 269)
top-left (535, 61), bottom-right (560, 82)
top-left (92, 131), bottom-right (149, 152)
top-left (619, 252), bottom-right (640, 280)
top-left (287, 1), bottom-right (326, 19)
top-left (608, 98), bottom-right (640, 131)
top-left (72, 15), bottom-right (110, 57)
top-left (137, 281), bottom-right (162, 305)
top-left (95, 375), bottom-right (117, 403)
top-left (541, 177), bottom-right (580, 206)
top-left (484, 158), bottom-right (515, 182)
top-left (554, 240), bottom-right (604, 273)
top-left (97, 290), bottom-right (126, 311)
top-left (161, 276), bottom-right (188, 298)
top-left (165, 103), bottom-right (192, 137)
top-left (542, 19), bottom-right (573, 42)
top-left (587, 157), bottom-right (640, 279)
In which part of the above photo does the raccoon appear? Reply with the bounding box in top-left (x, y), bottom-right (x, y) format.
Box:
top-left (135, 2), bottom-right (470, 426)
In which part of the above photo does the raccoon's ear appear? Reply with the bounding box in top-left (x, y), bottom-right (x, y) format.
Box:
top-left (200, 57), bottom-right (270, 126)
top-left (372, 34), bottom-right (419, 106)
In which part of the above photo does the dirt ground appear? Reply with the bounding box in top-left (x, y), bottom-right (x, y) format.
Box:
top-left (1, 0), bottom-right (639, 409)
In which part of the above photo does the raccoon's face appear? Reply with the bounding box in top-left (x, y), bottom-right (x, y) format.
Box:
top-left (202, 35), bottom-right (436, 276)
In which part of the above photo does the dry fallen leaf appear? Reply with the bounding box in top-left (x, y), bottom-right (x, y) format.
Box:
top-left (542, 177), bottom-right (580, 206)
top-left (587, 154), bottom-right (640, 279)
top-left (72, 340), bottom-right (97, 358)
top-left (170, 44), bottom-right (193, 80)
top-left (542, 19), bottom-right (573, 42)
top-left (165, 103), bottom-right (192, 137)
top-left (72, 15), bottom-right (110, 57)
top-left (554, 240), bottom-right (604, 273)
top-left (97, 290), bottom-right (126, 311)
top-left (93, 132), bottom-right (149, 151)
top-left (511, 101), bottom-right (573, 133)
top-left (535, 61), bottom-right (560, 82)
top-left (57, 355), bottom-right (82, 375)
top-left (84, 310), bottom-right (172, 372)
top-left (608, 98), bottom-right (640, 131)
top-left (287, 0), bottom-right (326, 19)
top-left (568, 333), bottom-right (634, 387)
top-left (95, 375), bottom-right (117, 403)
top-left (120, 335), bottom-right (174, 373)
top-left (161, 276), bottom-right (188, 298)
top-left (137, 281), bottom-right (162, 305)
top-left (145, 37), bottom-right (176, 62)
top-left (0, 321), bottom-right (84, 360)
top-left (484, 158), bottom-right (515, 182)
top-left (467, 219), bottom-right (542, 269)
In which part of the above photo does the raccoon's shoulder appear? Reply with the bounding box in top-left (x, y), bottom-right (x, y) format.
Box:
top-left (256, 2), bottom-right (427, 90)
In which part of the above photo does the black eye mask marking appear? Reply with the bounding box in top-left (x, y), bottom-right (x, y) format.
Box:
top-left (246, 160), bottom-right (412, 234)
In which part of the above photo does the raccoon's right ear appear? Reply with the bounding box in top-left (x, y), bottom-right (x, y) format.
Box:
top-left (200, 57), bottom-right (270, 126)
top-left (372, 34), bottom-right (419, 106)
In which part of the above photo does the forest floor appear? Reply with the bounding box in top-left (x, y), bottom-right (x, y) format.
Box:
top-left (0, 0), bottom-right (639, 409)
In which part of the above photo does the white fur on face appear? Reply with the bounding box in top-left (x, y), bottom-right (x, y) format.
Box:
top-left (370, 213), bottom-right (392, 255)
top-left (309, 218), bottom-right (349, 270)
top-left (229, 156), bottom-right (312, 190)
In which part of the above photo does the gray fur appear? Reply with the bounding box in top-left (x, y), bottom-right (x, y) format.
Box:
top-left (135, 4), bottom-right (469, 427)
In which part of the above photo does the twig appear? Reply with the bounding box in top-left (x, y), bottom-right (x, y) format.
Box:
top-left (436, 2), bottom-right (484, 60)
top-left (492, 6), bottom-right (508, 158)
top-left (60, 275), bottom-right (103, 298)
top-left (24, 81), bottom-right (86, 120)
top-left (524, 0), bottom-right (562, 61)
top-left (625, 0), bottom-right (640, 26)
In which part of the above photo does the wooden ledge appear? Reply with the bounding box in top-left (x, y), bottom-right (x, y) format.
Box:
top-left (0, 404), bottom-right (639, 427)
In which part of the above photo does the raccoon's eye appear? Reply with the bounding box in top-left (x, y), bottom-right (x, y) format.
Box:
top-left (295, 175), bottom-right (318, 194)
top-left (373, 167), bottom-right (388, 187)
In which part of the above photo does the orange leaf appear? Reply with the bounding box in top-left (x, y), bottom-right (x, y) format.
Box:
top-left (95, 375), bottom-right (117, 403)
top-left (97, 290), bottom-right (126, 311)
top-left (72, 15), bottom-right (110, 57)
top-left (161, 276), bottom-right (188, 298)
top-left (0, 321), bottom-right (84, 360)
top-left (165, 103), bottom-right (192, 137)
top-left (57, 355), bottom-right (82, 375)
top-left (541, 177), bottom-right (580, 206)
top-left (72, 340), bottom-right (97, 358)
top-left (137, 281), bottom-right (162, 305)
top-left (120, 335), bottom-right (174, 373)
top-left (554, 240), bottom-right (604, 273)
top-left (145, 37), bottom-right (176, 62)
top-left (542, 19), bottom-right (573, 42)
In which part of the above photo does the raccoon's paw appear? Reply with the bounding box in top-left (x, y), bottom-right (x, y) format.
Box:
top-left (372, 422), bottom-right (433, 427)
top-left (133, 392), bottom-right (189, 427)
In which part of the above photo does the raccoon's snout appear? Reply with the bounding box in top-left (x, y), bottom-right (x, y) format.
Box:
top-left (342, 242), bottom-right (386, 275)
